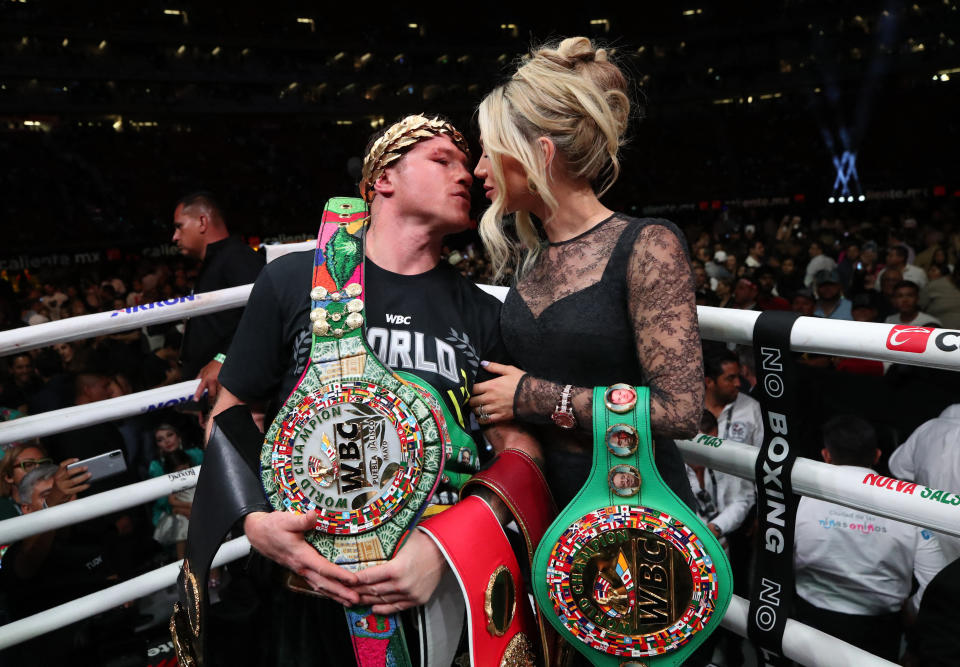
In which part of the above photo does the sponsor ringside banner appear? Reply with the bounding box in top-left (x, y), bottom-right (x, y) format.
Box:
top-left (748, 311), bottom-right (802, 667)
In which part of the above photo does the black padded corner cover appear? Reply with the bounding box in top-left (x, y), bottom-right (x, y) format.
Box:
top-left (176, 405), bottom-right (271, 664)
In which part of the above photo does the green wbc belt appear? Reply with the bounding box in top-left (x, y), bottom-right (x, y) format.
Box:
top-left (532, 386), bottom-right (732, 666)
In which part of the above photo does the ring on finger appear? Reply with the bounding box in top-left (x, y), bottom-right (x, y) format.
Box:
top-left (477, 404), bottom-right (490, 422)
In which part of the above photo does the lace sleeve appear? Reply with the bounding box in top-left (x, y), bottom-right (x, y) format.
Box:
top-left (512, 223), bottom-right (703, 437)
top-left (626, 224), bottom-right (703, 438)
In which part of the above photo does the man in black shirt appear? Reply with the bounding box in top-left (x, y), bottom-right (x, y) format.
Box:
top-left (173, 191), bottom-right (264, 400)
top-left (209, 116), bottom-right (540, 664)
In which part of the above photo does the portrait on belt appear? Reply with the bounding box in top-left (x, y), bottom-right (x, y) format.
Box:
top-left (604, 384), bottom-right (638, 414)
top-left (609, 465), bottom-right (641, 497)
top-left (605, 424), bottom-right (639, 457)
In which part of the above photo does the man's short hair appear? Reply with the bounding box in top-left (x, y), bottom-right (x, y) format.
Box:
top-left (18, 463), bottom-right (57, 505)
top-left (176, 191), bottom-right (225, 222)
top-left (823, 415), bottom-right (877, 467)
top-left (704, 350), bottom-right (739, 380)
top-left (892, 280), bottom-right (919, 295)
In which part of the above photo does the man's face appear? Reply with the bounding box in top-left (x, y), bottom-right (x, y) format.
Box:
top-left (612, 472), bottom-right (639, 490)
top-left (172, 203), bottom-right (205, 259)
top-left (83, 376), bottom-right (113, 403)
top-left (757, 273), bottom-right (776, 295)
top-left (817, 282), bottom-right (841, 301)
top-left (792, 295), bottom-right (815, 316)
top-left (708, 361), bottom-right (741, 406)
top-left (885, 249), bottom-right (905, 269)
top-left (22, 476), bottom-right (53, 514)
top-left (881, 270), bottom-right (903, 296)
top-left (11, 355), bottom-right (33, 385)
top-left (693, 265), bottom-right (707, 289)
top-left (385, 136), bottom-right (472, 234)
top-left (893, 286), bottom-right (918, 315)
top-left (733, 279), bottom-right (757, 306)
top-left (751, 241), bottom-right (765, 258)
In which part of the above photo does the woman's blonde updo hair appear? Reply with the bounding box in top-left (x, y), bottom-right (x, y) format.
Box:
top-left (478, 36), bottom-right (631, 280)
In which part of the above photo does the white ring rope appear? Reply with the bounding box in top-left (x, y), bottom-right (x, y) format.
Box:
top-left (678, 434), bottom-right (960, 538)
top-left (698, 306), bottom-right (960, 371)
top-left (0, 465), bottom-right (200, 545)
top-left (720, 594), bottom-right (896, 667)
top-left (0, 284), bottom-right (251, 356)
top-left (0, 536), bottom-right (250, 651)
top-left (0, 380), bottom-right (199, 446)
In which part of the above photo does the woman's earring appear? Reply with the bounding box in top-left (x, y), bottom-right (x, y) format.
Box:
top-left (527, 178), bottom-right (538, 193)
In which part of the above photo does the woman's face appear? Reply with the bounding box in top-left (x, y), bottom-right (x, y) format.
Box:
top-left (782, 257), bottom-right (795, 274)
top-left (8, 446), bottom-right (48, 488)
top-left (155, 428), bottom-right (181, 453)
top-left (473, 138), bottom-right (538, 214)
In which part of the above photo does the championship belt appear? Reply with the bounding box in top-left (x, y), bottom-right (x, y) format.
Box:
top-left (260, 196), bottom-right (475, 666)
top-left (532, 385), bottom-right (732, 666)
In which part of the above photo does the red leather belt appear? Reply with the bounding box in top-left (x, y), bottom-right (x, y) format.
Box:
top-left (418, 495), bottom-right (538, 666)
top-left (463, 448), bottom-right (560, 665)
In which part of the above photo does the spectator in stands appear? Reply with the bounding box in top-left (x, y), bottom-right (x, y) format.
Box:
top-left (27, 347), bottom-right (71, 414)
top-left (804, 240), bottom-right (837, 287)
top-left (754, 266), bottom-right (791, 311)
top-left (704, 350), bottom-right (763, 447)
top-left (919, 263), bottom-right (960, 329)
top-left (148, 423), bottom-right (203, 558)
top-left (885, 280), bottom-right (942, 327)
top-left (777, 255), bottom-right (804, 298)
top-left (744, 239), bottom-right (765, 270)
top-left (0, 353), bottom-right (42, 413)
top-left (835, 241), bottom-right (861, 293)
top-left (0, 463), bottom-right (111, 662)
top-left (0, 443), bottom-right (52, 518)
top-left (152, 448), bottom-right (197, 559)
top-left (791, 287), bottom-right (816, 316)
top-left (875, 245), bottom-right (927, 290)
top-left (172, 191), bottom-right (264, 401)
top-left (794, 415), bottom-right (946, 662)
top-left (888, 404), bottom-right (960, 565)
top-left (849, 292), bottom-right (881, 323)
top-left (714, 276), bottom-right (734, 308)
top-left (736, 346), bottom-right (758, 396)
top-left (877, 266), bottom-right (903, 320)
top-left (731, 276), bottom-right (760, 310)
top-left (813, 269), bottom-right (853, 320)
top-left (706, 250), bottom-right (732, 281)
top-left (686, 410), bottom-right (753, 547)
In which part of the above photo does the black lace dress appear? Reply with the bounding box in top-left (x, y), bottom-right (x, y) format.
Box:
top-left (502, 214), bottom-right (703, 509)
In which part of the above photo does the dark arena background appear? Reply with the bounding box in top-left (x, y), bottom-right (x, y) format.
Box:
top-left (2, 1), bottom-right (960, 665)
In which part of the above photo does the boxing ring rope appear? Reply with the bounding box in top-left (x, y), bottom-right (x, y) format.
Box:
top-left (0, 536), bottom-right (250, 651)
top-left (0, 277), bottom-right (953, 664)
top-left (677, 434), bottom-right (960, 539)
top-left (0, 465), bottom-right (200, 545)
top-left (0, 380), bottom-right (199, 446)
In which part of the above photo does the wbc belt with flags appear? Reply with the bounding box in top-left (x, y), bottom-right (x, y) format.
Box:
top-left (532, 385), bottom-right (732, 666)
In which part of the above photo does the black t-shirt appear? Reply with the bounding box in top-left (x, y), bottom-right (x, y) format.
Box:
top-left (181, 236), bottom-right (264, 379)
top-left (219, 250), bottom-right (505, 430)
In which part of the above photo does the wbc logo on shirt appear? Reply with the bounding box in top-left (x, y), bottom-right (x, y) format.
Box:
top-left (885, 325), bottom-right (935, 354)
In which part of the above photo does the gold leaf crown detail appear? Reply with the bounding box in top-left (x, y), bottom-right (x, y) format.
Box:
top-left (360, 114), bottom-right (471, 203)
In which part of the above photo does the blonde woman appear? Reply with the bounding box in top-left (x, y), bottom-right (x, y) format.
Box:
top-left (469, 37), bottom-right (702, 510)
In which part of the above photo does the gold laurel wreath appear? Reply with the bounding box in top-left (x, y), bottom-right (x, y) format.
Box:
top-left (360, 114), bottom-right (471, 203)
